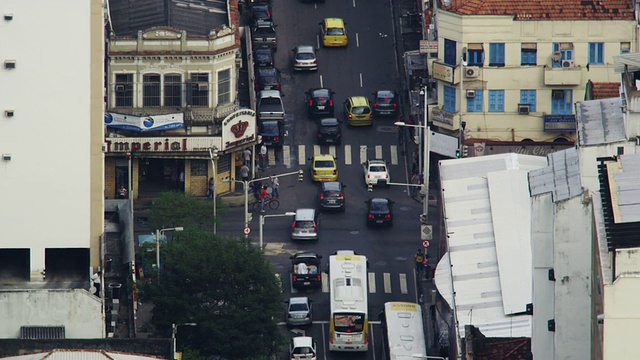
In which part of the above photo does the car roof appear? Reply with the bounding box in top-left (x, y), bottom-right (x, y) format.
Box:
top-left (368, 159), bottom-right (386, 165)
top-left (313, 154), bottom-right (335, 161)
top-left (324, 17), bottom-right (345, 27)
top-left (255, 48), bottom-right (273, 54)
top-left (310, 88), bottom-right (331, 97)
top-left (322, 181), bottom-right (342, 190)
top-left (292, 337), bottom-right (314, 348)
top-left (258, 90), bottom-right (281, 98)
top-left (376, 90), bottom-right (396, 97)
top-left (254, 19), bottom-right (274, 27)
top-left (295, 208), bottom-right (316, 220)
top-left (257, 67), bottom-right (278, 75)
top-left (289, 296), bottom-right (309, 304)
top-left (370, 198), bottom-right (390, 204)
top-left (319, 118), bottom-right (339, 126)
top-left (296, 45), bottom-right (315, 53)
top-left (293, 252), bottom-right (320, 258)
top-left (348, 96), bottom-right (370, 107)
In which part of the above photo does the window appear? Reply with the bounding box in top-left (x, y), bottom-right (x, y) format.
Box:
top-left (551, 90), bottom-right (573, 114)
top-left (520, 90), bottom-right (536, 112)
top-left (188, 73), bottom-right (209, 107)
top-left (143, 74), bottom-right (161, 107)
top-left (164, 74), bottom-right (182, 107)
top-left (444, 39), bottom-right (457, 66)
top-left (467, 43), bottom-right (484, 66)
top-left (552, 43), bottom-right (574, 68)
top-left (217, 153), bottom-right (231, 174)
top-left (443, 85), bottom-right (456, 113)
top-left (488, 90), bottom-right (505, 112)
top-left (621, 42), bottom-right (631, 54)
top-left (589, 43), bottom-right (604, 64)
top-left (190, 160), bottom-right (207, 176)
top-left (115, 73), bottom-right (133, 107)
top-left (489, 43), bottom-right (505, 66)
top-left (217, 69), bottom-right (231, 104)
top-left (521, 43), bottom-right (537, 65)
top-left (467, 90), bottom-right (483, 112)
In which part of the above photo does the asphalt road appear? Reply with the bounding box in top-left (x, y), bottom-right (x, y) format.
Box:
top-left (215, 0), bottom-right (442, 358)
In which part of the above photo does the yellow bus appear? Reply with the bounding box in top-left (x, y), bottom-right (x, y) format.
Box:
top-left (328, 250), bottom-right (368, 352)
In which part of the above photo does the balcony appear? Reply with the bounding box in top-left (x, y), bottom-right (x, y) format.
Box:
top-left (544, 64), bottom-right (582, 86)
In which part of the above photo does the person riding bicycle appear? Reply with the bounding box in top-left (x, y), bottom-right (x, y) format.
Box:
top-left (259, 184), bottom-right (269, 213)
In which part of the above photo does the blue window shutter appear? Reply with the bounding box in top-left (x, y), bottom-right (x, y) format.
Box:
top-left (444, 39), bottom-right (457, 66)
top-left (488, 90), bottom-right (504, 112)
top-left (443, 86), bottom-right (456, 112)
top-left (520, 90), bottom-right (536, 112)
top-left (467, 90), bottom-right (483, 112)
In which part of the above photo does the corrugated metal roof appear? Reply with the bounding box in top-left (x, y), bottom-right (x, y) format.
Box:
top-left (20, 326), bottom-right (65, 340)
top-left (613, 52), bottom-right (640, 73)
top-left (575, 98), bottom-right (626, 146)
top-left (529, 148), bottom-right (582, 202)
top-left (0, 350), bottom-right (164, 360)
top-left (611, 154), bottom-right (640, 223)
top-left (436, 153), bottom-right (548, 339)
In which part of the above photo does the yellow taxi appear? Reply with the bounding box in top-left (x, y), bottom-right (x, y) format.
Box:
top-left (319, 18), bottom-right (348, 47)
top-left (310, 154), bottom-right (338, 182)
top-left (343, 96), bottom-right (373, 126)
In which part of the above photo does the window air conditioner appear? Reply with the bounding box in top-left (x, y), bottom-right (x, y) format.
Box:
top-left (561, 60), bottom-right (575, 68)
top-left (518, 104), bottom-right (530, 115)
top-left (198, 83), bottom-right (209, 91)
top-left (466, 90), bottom-right (476, 98)
top-left (465, 66), bottom-right (480, 78)
top-left (115, 85), bottom-right (125, 92)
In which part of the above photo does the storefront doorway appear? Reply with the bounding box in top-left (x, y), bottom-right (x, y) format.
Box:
top-left (138, 158), bottom-right (184, 195)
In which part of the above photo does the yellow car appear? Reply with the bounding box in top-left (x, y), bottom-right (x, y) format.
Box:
top-left (310, 154), bottom-right (338, 182)
top-left (344, 96), bottom-right (373, 126)
top-left (319, 18), bottom-right (348, 47)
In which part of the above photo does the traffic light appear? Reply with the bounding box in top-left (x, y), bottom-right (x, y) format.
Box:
top-left (298, 169), bottom-right (304, 182)
top-left (455, 149), bottom-right (461, 158)
top-left (246, 212), bottom-right (253, 223)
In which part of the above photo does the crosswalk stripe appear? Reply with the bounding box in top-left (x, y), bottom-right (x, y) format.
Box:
top-left (314, 145), bottom-right (321, 155)
top-left (360, 145), bottom-right (367, 164)
top-left (399, 273), bottom-right (408, 294)
top-left (322, 272), bottom-right (329, 293)
top-left (383, 273), bottom-right (391, 293)
top-left (368, 272), bottom-right (376, 293)
top-left (375, 145), bottom-right (382, 159)
top-left (268, 148), bottom-right (276, 165)
top-left (390, 145), bottom-right (398, 165)
top-left (329, 145), bottom-right (336, 157)
top-left (298, 145), bottom-right (305, 166)
top-left (283, 145), bottom-right (291, 167)
top-left (344, 145), bottom-right (352, 165)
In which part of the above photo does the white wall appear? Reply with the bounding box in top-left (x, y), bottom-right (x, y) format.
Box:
top-left (0, 1), bottom-right (92, 271)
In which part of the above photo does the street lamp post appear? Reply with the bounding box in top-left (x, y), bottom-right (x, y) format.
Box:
top-left (394, 117), bottom-right (430, 220)
top-left (156, 227), bottom-right (184, 283)
top-left (259, 212), bottom-right (296, 251)
top-left (172, 322), bottom-right (197, 360)
top-left (208, 148), bottom-right (219, 235)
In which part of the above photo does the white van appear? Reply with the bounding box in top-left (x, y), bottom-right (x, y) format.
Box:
top-left (291, 208), bottom-right (319, 240)
top-left (290, 336), bottom-right (317, 360)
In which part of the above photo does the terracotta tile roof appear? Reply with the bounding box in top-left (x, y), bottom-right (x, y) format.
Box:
top-left (465, 325), bottom-right (532, 360)
top-left (443, 0), bottom-right (634, 20)
top-left (592, 82), bottom-right (621, 99)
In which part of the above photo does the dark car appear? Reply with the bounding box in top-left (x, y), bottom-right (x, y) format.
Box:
top-left (255, 66), bottom-right (281, 91)
top-left (365, 198), bottom-right (394, 227)
top-left (254, 48), bottom-right (275, 67)
top-left (319, 181), bottom-right (345, 211)
top-left (305, 88), bottom-right (335, 118)
top-left (316, 118), bottom-right (342, 145)
top-left (251, 20), bottom-right (277, 50)
top-left (250, 3), bottom-right (271, 25)
top-left (372, 90), bottom-right (399, 117)
top-left (259, 120), bottom-right (284, 147)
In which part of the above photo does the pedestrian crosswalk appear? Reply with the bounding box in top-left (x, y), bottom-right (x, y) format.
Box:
top-left (288, 271), bottom-right (412, 295)
top-left (265, 144), bottom-right (401, 168)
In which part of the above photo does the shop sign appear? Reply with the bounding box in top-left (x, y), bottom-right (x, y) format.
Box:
top-left (468, 142), bottom-right (573, 157)
top-left (543, 114), bottom-right (577, 132)
top-left (221, 109), bottom-right (257, 151)
top-left (431, 108), bottom-right (454, 126)
top-left (104, 137), bottom-right (221, 153)
top-left (105, 112), bottom-right (184, 132)
top-left (432, 62), bottom-right (455, 84)
top-left (420, 41), bottom-right (438, 54)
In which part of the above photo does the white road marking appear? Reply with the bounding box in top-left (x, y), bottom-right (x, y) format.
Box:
top-left (316, 35), bottom-right (320, 50)
top-left (298, 145), bottom-right (305, 165)
top-left (344, 145), bottom-right (352, 165)
top-left (414, 269), bottom-right (419, 303)
top-left (353, 0), bottom-right (356, 7)
top-left (375, 145), bottom-right (382, 159)
top-left (314, 144), bottom-right (321, 155)
top-left (283, 145), bottom-right (291, 167)
top-left (368, 272), bottom-right (376, 293)
top-left (399, 273), bottom-right (408, 294)
top-left (329, 145), bottom-right (336, 157)
top-left (322, 272), bottom-right (329, 293)
top-left (319, 74), bottom-right (323, 88)
top-left (359, 73), bottom-right (363, 87)
top-left (356, 32), bottom-right (360, 47)
top-left (360, 145), bottom-right (367, 164)
top-left (383, 272), bottom-right (391, 293)
top-left (390, 145), bottom-right (398, 165)
top-left (268, 148), bottom-right (276, 166)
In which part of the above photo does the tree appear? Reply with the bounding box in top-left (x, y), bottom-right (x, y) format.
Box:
top-left (144, 229), bottom-right (284, 359)
top-left (149, 191), bottom-right (226, 231)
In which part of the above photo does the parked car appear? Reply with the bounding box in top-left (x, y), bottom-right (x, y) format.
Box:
top-left (316, 117), bottom-right (342, 144)
top-left (292, 45), bottom-right (318, 71)
top-left (372, 90), bottom-right (399, 117)
top-left (310, 154), bottom-right (338, 182)
top-left (319, 18), bottom-right (347, 47)
top-left (290, 337), bottom-right (317, 360)
top-left (254, 47), bottom-right (275, 67)
top-left (286, 297), bottom-right (313, 327)
top-left (305, 88), bottom-right (335, 118)
top-left (259, 120), bottom-right (284, 147)
top-left (344, 96), bottom-right (373, 126)
top-left (291, 208), bottom-right (319, 240)
top-left (251, 20), bottom-right (277, 50)
top-left (363, 159), bottom-right (390, 187)
top-left (319, 181), bottom-right (345, 211)
top-left (365, 198), bottom-right (394, 227)
top-left (257, 90), bottom-right (285, 121)
top-left (255, 66), bottom-right (281, 91)
top-left (250, 3), bottom-right (271, 25)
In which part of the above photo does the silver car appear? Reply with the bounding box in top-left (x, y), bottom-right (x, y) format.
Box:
top-left (292, 45), bottom-right (318, 71)
top-left (286, 297), bottom-right (313, 327)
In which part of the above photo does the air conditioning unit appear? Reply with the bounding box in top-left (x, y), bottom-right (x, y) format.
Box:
top-left (552, 51), bottom-right (562, 62)
top-left (466, 90), bottom-right (476, 98)
top-left (198, 83), bottom-right (209, 91)
top-left (465, 66), bottom-right (480, 78)
top-left (115, 85), bottom-right (125, 92)
top-left (518, 104), bottom-right (530, 115)
top-left (561, 60), bottom-right (575, 68)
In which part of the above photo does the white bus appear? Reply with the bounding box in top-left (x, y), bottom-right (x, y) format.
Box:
top-left (328, 250), bottom-right (369, 352)
top-left (380, 301), bottom-right (427, 360)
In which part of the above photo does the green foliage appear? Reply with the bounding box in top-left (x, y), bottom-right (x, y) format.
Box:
top-left (145, 230), bottom-right (284, 359)
top-left (148, 191), bottom-right (227, 231)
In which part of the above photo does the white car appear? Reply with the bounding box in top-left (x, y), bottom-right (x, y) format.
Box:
top-left (292, 45), bottom-right (318, 71)
top-left (363, 159), bottom-right (390, 187)
top-left (290, 336), bottom-right (317, 360)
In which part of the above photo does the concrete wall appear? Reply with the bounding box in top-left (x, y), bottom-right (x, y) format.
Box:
top-left (0, 0), bottom-right (104, 272)
top-left (0, 290), bottom-right (103, 338)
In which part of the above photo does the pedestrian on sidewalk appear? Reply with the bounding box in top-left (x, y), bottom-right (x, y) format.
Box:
top-left (414, 249), bottom-right (425, 273)
top-left (259, 143), bottom-right (267, 170)
top-left (240, 164), bottom-right (250, 182)
top-left (207, 178), bottom-right (214, 199)
top-left (244, 148), bottom-right (252, 168)
top-left (270, 174), bottom-right (279, 198)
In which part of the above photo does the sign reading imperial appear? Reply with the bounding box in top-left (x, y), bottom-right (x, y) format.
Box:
top-left (105, 137), bottom-right (221, 153)
top-left (221, 109), bottom-right (257, 151)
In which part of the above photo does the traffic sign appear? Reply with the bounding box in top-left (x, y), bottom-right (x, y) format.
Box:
top-left (422, 239), bottom-right (431, 248)
top-left (243, 227), bottom-right (251, 235)
top-left (421, 224), bottom-right (433, 240)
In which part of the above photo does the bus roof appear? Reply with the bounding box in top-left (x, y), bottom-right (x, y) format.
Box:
top-left (329, 250), bottom-right (368, 314)
top-left (382, 302), bottom-right (426, 359)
